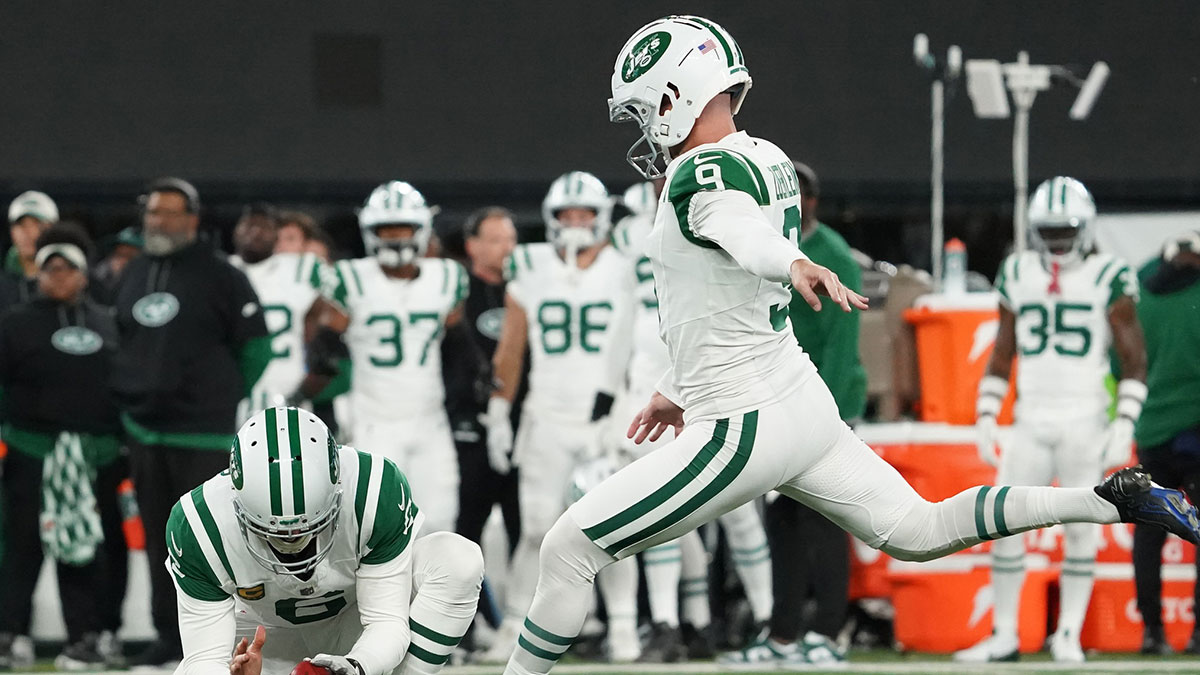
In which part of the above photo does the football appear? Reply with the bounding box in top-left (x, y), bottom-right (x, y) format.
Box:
top-left (290, 660), bottom-right (331, 675)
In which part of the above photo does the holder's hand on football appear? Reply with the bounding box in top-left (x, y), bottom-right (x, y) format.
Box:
top-left (310, 654), bottom-right (363, 675)
top-left (628, 392), bottom-right (684, 444)
top-left (789, 259), bottom-right (869, 312)
top-left (231, 625), bottom-right (266, 675)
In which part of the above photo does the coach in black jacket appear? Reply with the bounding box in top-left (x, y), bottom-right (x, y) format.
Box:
top-left (110, 178), bottom-right (270, 667)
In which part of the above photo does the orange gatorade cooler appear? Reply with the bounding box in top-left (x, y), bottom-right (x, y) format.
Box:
top-left (903, 293), bottom-right (1016, 424)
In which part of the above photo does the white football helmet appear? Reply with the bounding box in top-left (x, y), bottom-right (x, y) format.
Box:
top-left (622, 182), bottom-right (659, 218)
top-left (231, 407), bottom-right (343, 576)
top-left (542, 171), bottom-right (613, 253)
top-left (1027, 176), bottom-right (1096, 267)
top-left (609, 15), bottom-right (752, 178)
top-left (358, 181), bottom-right (438, 268)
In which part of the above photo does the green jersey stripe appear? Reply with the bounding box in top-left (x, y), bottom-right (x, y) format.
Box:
top-left (441, 262), bottom-right (451, 294)
top-left (974, 486), bottom-right (994, 541)
top-left (190, 486), bottom-right (236, 582)
top-left (603, 411), bottom-right (758, 556)
top-left (992, 486), bottom-right (1012, 538)
top-left (412, 620), bottom-right (461, 647)
top-left (1095, 259), bottom-right (1115, 286)
top-left (348, 263), bottom-right (366, 297)
top-left (525, 618), bottom-right (573, 646)
top-left (584, 418), bottom-right (730, 541)
top-left (521, 245), bottom-right (534, 271)
top-left (689, 16), bottom-right (734, 68)
top-left (725, 150), bottom-right (771, 204)
top-left (294, 255), bottom-right (305, 284)
top-left (286, 407), bottom-right (305, 514)
top-left (673, 194), bottom-right (721, 250)
top-left (354, 451), bottom-right (372, 533)
top-left (264, 407), bottom-right (284, 516)
top-left (454, 263), bottom-right (468, 305)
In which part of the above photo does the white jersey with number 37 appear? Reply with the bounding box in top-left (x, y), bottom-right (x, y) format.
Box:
top-left (324, 257), bottom-right (467, 422)
top-left (995, 250), bottom-right (1137, 420)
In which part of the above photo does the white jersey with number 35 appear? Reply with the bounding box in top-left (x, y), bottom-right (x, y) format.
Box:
top-left (995, 250), bottom-right (1137, 420)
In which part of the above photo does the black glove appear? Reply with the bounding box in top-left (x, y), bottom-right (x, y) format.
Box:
top-left (591, 391), bottom-right (615, 422)
top-left (307, 326), bottom-right (349, 377)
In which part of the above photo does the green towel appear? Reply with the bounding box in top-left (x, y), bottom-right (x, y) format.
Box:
top-left (40, 432), bottom-right (104, 565)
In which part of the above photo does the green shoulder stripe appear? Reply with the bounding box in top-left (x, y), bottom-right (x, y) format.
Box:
top-left (994, 256), bottom-right (1013, 302)
top-left (668, 149), bottom-right (770, 249)
top-left (319, 261), bottom-right (350, 308)
top-left (166, 495), bottom-right (231, 602)
top-left (452, 260), bottom-right (468, 306)
top-left (1106, 263), bottom-right (1137, 306)
top-left (362, 457), bottom-right (420, 565)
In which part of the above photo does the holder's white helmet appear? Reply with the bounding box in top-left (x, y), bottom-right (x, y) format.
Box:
top-left (609, 15), bottom-right (752, 178)
top-left (231, 407), bottom-right (342, 576)
top-left (1027, 176), bottom-right (1096, 267)
top-left (358, 181), bottom-right (438, 268)
top-left (542, 171), bottom-right (612, 253)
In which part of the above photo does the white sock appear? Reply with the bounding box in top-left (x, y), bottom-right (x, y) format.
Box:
top-left (721, 505), bottom-right (773, 623)
top-left (1058, 523), bottom-right (1098, 638)
top-left (642, 541), bottom-right (682, 627)
top-left (989, 535), bottom-right (1025, 642)
top-left (884, 486), bottom-right (1119, 562)
top-left (598, 555), bottom-right (639, 631)
top-left (679, 530), bottom-right (711, 628)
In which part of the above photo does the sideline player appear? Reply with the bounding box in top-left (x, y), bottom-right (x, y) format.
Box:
top-left (229, 204), bottom-right (324, 422)
top-left (955, 177), bottom-right (1146, 664)
top-left (170, 406), bottom-right (483, 675)
top-left (502, 16), bottom-right (1200, 674)
top-left (480, 172), bottom-right (640, 662)
top-left (317, 181), bottom-right (467, 534)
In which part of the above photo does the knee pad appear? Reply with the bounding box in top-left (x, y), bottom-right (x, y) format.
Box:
top-left (420, 531), bottom-right (485, 590)
top-left (538, 515), bottom-right (612, 587)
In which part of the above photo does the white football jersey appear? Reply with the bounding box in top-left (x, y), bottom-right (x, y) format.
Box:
top-left (325, 257), bottom-right (467, 421)
top-left (506, 243), bottom-right (634, 420)
top-left (611, 213), bottom-right (670, 394)
top-left (232, 253), bottom-right (322, 418)
top-left (650, 131), bottom-right (816, 421)
top-left (166, 446), bottom-right (423, 629)
top-left (996, 250), bottom-right (1137, 420)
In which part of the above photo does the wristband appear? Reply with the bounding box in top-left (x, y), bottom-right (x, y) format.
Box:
top-left (976, 375), bottom-right (1008, 418)
top-left (1115, 379), bottom-right (1148, 422)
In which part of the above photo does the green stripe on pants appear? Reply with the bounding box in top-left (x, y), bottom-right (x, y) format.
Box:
top-left (603, 411), bottom-right (758, 556)
top-left (583, 419), bottom-right (730, 542)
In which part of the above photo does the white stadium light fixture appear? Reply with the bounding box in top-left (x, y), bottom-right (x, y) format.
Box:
top-left (1070, 61), bottom-right (1110, 120)
top-left (965, 59), bottom-right (1010, 119)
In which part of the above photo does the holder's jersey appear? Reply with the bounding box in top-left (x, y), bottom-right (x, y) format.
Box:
top-left (611, 214), bottom-right (670, 393)
top-left (650, 131), bottom-right (815, 421)
top-left (324, 257), bottom-right (467, 421)
top-left (165, 447), bottom-right (423, 628)
top-left (505, 243), bottom-right (633, 420)
top-left (995, 250), bottom-right (1137, 420)
top-left (231, 253), bottom-right (322, 414)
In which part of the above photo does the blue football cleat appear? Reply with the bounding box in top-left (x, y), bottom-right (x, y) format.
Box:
top-left (1096, 466), bottom-right (1200, 545)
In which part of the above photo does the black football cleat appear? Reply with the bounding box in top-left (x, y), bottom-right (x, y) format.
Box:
top-left (1096, 466), bottom-right (1200, 545)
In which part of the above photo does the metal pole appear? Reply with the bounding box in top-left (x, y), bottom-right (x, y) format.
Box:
top-left (1010, 51), bottom-right (1034, 254)
top-left (931, 79), bottom-right (945, 287)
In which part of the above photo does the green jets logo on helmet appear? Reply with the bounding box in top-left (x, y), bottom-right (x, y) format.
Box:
top-left (622, 31), bottom-right (672, 83)
top-left (327, 436), bottom-right (339, 483)
top-left (230, 437), bottom-right (245, 489)
top-left (132, 292), bottom-right (180, 327)
top-left (50, 326), bottom-right (103, 355)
